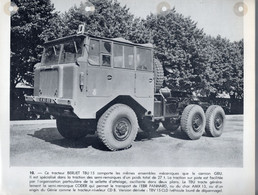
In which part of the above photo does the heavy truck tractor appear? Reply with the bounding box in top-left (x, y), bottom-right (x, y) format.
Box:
top-left (25, 25), bottom-right (225, 151)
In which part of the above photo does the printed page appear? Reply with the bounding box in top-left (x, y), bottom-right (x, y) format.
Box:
top-left (0, 0), bottom-right (255, 194)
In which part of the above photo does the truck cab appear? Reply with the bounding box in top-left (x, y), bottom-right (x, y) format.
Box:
top-left (26, 33), bottom-right (155, 117)
top-left (26, 30), bottom-right (160, 150)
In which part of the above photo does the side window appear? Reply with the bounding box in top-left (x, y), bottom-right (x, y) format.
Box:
top-left (89, 39), bottom-right (100, 66)
top-left (136, 48), bottom-right (152, 71)
top-left (113, 44), bottom-right (123, 68)
top-left (101, 41), bottom-right (112, 67)
top-left (124, 46), bottom-right (134, 69)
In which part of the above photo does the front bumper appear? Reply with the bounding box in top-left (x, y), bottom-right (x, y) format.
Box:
top-left (25, 95), bottom-right (76, 117)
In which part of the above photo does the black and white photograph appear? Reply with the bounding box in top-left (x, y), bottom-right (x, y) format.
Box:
top-left (0, 0), bottom-right (255, 194)
top-left (9, 0), bottom-right (244, 167)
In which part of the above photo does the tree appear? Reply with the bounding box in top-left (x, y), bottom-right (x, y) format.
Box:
top-left (61, 0), bottom-right (152, 46)
top-left (11, 0), bottom-right (58, 119)
top-left (144, 9), bottom-right (208, 93)
top-left (39, 14), bottom-right (67, 42)
top-left (141, 9), bottom-right (243, 97)
top-left (224, 39), bottom-right (243, 98)
top-left (202, 35), bottom-right (243, 97)
top-left (61, 0), bottom-right (134, 38)
top-left (11, 0), bottom-right (57, 88)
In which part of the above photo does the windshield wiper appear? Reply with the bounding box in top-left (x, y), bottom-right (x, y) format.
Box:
top-left (53, 46), bottom-right (57, 55)
top-left (74, 41), bottom-right (78, 53)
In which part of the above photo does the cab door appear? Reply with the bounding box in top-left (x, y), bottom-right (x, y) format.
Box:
top-left (135, 47), bottom-right (154, 98)
top-left (86, 39), bottom-right (113, 97)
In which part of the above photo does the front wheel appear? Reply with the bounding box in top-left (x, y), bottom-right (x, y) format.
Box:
top-left (180, 105), bottom-right (206, 140)
top-left (205, 105), bottom-right (225, 137)
top-left (97, 104), bottom-right (138, 151)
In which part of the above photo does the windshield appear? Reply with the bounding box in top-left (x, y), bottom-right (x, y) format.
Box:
top-left (42, 37), bottom-right (84, 65)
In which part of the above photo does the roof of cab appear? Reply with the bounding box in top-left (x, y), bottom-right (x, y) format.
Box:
top-left (44, 33), bottom-right (153, 48)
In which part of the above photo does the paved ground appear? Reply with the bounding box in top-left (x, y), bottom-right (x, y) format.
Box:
top-left (10, 115), bottom-right (243, 167)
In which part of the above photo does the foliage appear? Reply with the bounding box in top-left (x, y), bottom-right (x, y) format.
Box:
top-left (144, 9), bottom-right (207, 92)
top-left (10, 0), bottom-right (58, 119)
top-left (60, 0), bottom-right (134, 38)
top-left (142, 9), bottom-right (243, 97)
top-left (199, 36), bottom-right (243, 97)
top-left (11, 0), bottom-right (57, 88)
top-left (39, 14), bottom-right (67, 41)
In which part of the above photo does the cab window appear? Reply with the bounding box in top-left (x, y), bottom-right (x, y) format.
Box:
top-left (124, 46), bottom-right (134, 69)
top-left (42, 37), bottom-right (84, 65)
top-left (113, 44), bottom-right (123, 68)
top-left (101, 41), bottom-right (112, 67)
top-left (88, 39), bottom-right (100, 66)
top-left (113, 44), bottom-right (135, 70)
top-left (59, 39), bottom-right (83, 64)
top-left (136, 48), bottom-right (152, 71)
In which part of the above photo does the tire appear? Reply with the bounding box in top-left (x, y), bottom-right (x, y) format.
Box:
top-left (162, 119), bottom-right (180, 131)
top-left (56, 117), bottom-right (88, 140)
top-left (180, 104), bottom-right (206, 140)
top-left (97, 104), bottom-right (138, 151)
top-left (205, 105), bottom-right (225, 137)
top-left (154, 59), bottom-right (164, 92)
top-left (138, 118), bottom-right (159, 132)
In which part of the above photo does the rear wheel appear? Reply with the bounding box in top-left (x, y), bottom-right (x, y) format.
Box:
top-left (205, 105), bottom-right (225, 137)
top-left (97, 104), bottom-right (138, 151)
top-left (56, 117), bottom-right (89, 140)
top-left (180, 104), bottom-right (206, 140)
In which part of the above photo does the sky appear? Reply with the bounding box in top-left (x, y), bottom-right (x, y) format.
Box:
top-left (51, 0), bottom-right (244, 41)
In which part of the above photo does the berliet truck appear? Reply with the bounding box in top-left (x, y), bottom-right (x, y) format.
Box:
top-left (25, 25), bottom-right (225, 151)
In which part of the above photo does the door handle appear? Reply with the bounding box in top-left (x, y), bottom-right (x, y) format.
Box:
top-left (107, 75), bottom-right (112, 80)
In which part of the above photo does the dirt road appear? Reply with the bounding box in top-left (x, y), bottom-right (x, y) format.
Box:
top-left (10, 115), bottom-right (243, 167)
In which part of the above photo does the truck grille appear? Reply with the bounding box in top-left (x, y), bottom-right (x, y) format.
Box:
top-left (39, 69), bottom-right (59, 97)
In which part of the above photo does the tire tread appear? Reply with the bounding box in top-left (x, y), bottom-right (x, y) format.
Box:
top-left (154, 59), bottom-right (164, 92)
top-left (180, 104), bottom-right (205, 140)
top-left (205, 105), bottom-right (225, 137)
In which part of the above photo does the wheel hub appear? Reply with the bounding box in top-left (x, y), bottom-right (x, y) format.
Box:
top-left (113, 118), bottom-right (131, 141)
top-left (214, 114), bottom-right (223, 130)
top-left (192, 113), bottom-right (203, 132)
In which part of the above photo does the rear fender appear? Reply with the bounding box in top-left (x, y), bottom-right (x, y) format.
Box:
top-left (96, 96), bottom-right (147, 120)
